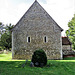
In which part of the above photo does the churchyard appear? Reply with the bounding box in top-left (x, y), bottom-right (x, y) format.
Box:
top-left (0, 51), bottom-right (75, 75)
top-left (0, 0), bottom-right (75, 75)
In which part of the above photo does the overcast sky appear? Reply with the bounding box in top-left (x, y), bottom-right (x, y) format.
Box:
top-left (0, 0), bottom-right (75, 35)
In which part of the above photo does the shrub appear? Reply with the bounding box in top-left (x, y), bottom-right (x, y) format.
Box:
top-left (31, 49), bottom-right (47, 67)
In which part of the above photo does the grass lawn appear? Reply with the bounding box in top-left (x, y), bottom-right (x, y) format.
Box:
top-left (0, 52), bottom-right (75, 75)
top-left (0, 52), bottom-right (12, 61)
top-left (64, 57), bottom-right (75, 60)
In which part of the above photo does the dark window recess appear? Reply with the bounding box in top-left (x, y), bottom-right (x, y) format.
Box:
top-left (44, 36), bottom-right (47, 43)
top-left (28, 37), bottom-right (30, 42)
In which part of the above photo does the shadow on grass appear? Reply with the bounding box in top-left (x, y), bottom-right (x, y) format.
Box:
top-left (0, 61), bottom-right (75, 75)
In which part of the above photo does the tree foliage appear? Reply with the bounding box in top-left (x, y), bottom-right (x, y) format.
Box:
top-left (0, 22), bottom-right (5, 35)
top-left (0, 23), bottom-right (14, 50)
top-left (66, 14), bottom-right (75, 50)
top-left (0, 33), bottom-right (11, 50)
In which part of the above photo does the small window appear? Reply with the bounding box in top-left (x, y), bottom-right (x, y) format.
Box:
top-left (27, 36), bottom-right (31, 43)
top-left (44, 36), bottom-right (46, 42)
top-left (44, 36), bottom-right (48, 43)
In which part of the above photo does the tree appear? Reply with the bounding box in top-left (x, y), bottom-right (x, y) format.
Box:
top-left (66, 14), bottom-right (75, 50)
top-left (0, 33), bottom-right (11, 50)
top-left (0, 23), bottom-right (14, 50)
top-left (5, 23), bottom-right (14, 34)
top-left (0, 22), bottom-right (5, 35)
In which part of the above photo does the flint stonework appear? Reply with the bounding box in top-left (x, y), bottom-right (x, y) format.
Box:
top-left (12, 0), bottom-right (63, 59)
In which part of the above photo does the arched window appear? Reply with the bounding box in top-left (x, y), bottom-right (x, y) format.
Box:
top-left (44, 36), bottom-right (48, 43)
top-left (44, 36), bottom-right (46, 42)
top-left (27, 36), bottom-right (31, 43)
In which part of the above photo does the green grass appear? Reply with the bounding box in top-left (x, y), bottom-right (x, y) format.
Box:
top-left (0, 52), bottom-right (75, 75)
top-left (0, 61), bottom-right (75, 75)
top-left (0, 52), bottom-right (24, 61)
top-left (64, 57), bottom-right (75, 60)
top-left (0, 52), bottom-right (12, 61)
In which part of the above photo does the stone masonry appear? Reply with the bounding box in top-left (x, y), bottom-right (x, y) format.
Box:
top-left (11, 0), bottom-right (63, 59)
top-left (62, 37), bottom-right (74, 55)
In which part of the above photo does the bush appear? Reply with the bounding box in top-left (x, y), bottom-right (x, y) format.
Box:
top-left (31, 49), bottom-right (47, 67)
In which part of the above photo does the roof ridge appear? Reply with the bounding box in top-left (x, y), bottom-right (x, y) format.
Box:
top-left (11, 0), bottom-right (63, 31)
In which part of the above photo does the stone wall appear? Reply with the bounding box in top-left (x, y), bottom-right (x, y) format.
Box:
top-left (12, 1), bottom-right (62, 60)
top-left (62, 45), bottom-right (73, 55)
top-left (62, 45), bottom-right (72, 51)
top-left (12, 28), bottom-right (62, 59)
top-left (63, 50), bottom-right (75, 55)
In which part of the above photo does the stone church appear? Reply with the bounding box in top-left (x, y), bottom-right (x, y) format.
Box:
top-left (11, 0), bottom-right (63, 59)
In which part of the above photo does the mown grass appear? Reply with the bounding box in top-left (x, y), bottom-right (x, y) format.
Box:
top-left (0, 52), bottom-right (12, 61)
top-left (0, 52), bottom-right (24, 61)
top-left (0, 60), bottom-right (75, 75)
top-left (0, 52), bottom-right (75, 75)
top-left (64, 57), bottom-right (75, 60)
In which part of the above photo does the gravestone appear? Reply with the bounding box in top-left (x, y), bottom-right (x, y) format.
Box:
top-left (30, 62), bottom-right (34, 67)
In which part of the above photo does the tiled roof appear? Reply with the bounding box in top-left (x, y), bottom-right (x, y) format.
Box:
top-left (62, 36), bottom-right (72, 45)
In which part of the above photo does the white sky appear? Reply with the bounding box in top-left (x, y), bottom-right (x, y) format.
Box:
top-left (0, 0), bottom-right (75, 36)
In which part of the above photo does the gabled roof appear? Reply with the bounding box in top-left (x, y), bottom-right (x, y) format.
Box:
top-left (62, 36), bottom-right (72, 45)
top-left (11, 0), bottom-right (63, 31)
